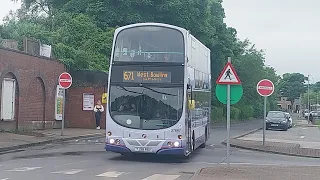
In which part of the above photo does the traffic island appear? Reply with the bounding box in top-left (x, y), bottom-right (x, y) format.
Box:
top-left (222, 126), bottom-right (320, 158)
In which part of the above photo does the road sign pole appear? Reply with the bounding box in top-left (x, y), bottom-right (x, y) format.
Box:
top-left (226, 57), bottom-right (231, 167)
top-left (216, 57), bottom-right (242, 168)
top-left (256, 79), bottom-right (274, 147)
top-left (263, 96), bottom-right (266, 146)
top-left (58, 72), bottom-right (72, 136)
top-left (61, 89), bottom-right (65, 136)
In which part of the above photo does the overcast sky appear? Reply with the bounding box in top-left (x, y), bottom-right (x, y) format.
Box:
top-left (0, 0), bottom-right (20, 24)
top-left (1, 0), bottom-right (319, 82)
top-left (222, 0), bottom-right (320, 82)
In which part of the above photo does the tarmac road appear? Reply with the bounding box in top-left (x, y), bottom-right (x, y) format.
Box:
top-left (1, 119), bottom-right (319, 180)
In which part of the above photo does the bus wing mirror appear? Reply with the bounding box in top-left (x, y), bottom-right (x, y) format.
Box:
top-left (188, 100), bottom-right (195, 110)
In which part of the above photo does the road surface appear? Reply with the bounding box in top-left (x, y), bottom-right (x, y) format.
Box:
top-left (1, 119), bottom-right (319, 180)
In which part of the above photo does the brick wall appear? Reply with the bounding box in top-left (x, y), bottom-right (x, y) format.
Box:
top-left (0, 47), bottom-right (66, 131)
top-left (65, 87), bottom-right (107, 129)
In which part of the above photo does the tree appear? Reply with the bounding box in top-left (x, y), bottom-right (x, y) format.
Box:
top-left (4, 0), bottom-right (280, 119)
top-left (310, 82), bottom-right (320, 92)
top-left (302, 91), bottom-right (320, 105)
top-left (278, 73), bottom-right (307, 105)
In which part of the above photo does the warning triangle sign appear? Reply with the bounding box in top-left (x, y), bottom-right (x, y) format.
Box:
top-left (216, 62), bottom-right (241, 84)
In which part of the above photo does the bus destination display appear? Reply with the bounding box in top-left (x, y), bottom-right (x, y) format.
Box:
top-left (123, 71), bottom-right (172, 83)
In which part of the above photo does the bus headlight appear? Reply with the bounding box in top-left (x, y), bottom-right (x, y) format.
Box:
top-left (167, 141), bottom-right (180, 147)
top-left (174, 141), bottom-right (180, 147)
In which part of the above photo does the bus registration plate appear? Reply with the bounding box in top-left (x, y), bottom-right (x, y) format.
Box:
top-left (134, 147), bottom-right (151, 152)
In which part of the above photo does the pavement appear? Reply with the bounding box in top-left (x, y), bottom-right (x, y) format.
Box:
top-left (223, 116), bottom-right (320, 158)
top-left (194, 165), bottom-right (320, 180)
top-left (0, 128), bottom-right (105, 153)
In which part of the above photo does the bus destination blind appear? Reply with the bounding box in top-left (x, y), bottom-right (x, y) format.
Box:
top-left (123, 71), bottom-right (172, 83)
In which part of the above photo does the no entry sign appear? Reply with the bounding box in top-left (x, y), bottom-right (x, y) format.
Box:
top-left (58, 72), bottom-right (72, 89)
top-left (257, 79), bottom-right (274, 97)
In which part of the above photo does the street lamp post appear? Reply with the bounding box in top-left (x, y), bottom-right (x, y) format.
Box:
top-left (307, 75), bottom-right (310, 123)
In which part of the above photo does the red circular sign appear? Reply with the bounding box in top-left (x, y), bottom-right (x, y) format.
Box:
top-left (257, 79), bottom-right (274, 97)
top-left (58, 72), bottom-right (72, 89)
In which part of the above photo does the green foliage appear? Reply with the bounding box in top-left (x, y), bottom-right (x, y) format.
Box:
top-left (4, 0), bottom-right (281, 120)
top-left (238, 105), bottom-right (254, 120)
top-left (310, 82), bottom-right (320, 93)
top-left (211, 106), bottom-right (224, 121)
top-left (302, 91), bottom-right (320, 105)
top-left (230, 107), bottom-right (241, 120)
top-left (278, 73), bottom-right (307, 104)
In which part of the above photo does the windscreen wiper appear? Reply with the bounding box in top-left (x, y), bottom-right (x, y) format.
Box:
top-left (118, 85), bottom-right (143, 95)
top-left (141, 85), bottom-right (177, 96)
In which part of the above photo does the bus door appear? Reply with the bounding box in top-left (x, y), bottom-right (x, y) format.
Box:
top-left (187, 85), bottom-right (195, 152)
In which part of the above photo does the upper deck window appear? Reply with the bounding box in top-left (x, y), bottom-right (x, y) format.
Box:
top-left (113, 26), bottom-right (184, 63)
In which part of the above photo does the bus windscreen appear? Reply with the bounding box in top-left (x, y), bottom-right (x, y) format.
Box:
top-left (109, 85), bottom-right (183, 130)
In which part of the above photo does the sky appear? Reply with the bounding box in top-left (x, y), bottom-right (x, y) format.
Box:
top-left (222, 0), bottom-right (320, 82)
top-left (1, 0), bottom-right (320, 82)
top-left (0, 0), bottom-right (20, 24)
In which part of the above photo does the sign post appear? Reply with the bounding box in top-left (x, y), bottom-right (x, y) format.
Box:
top-left (58, 72), bottom-right (72, 136)
top-left (216, 57), bottom-right (242, 167)
top-left (256, 79), bottom-right (274, 146)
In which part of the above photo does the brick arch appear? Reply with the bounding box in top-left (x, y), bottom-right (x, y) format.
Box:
top-left (25, 77), bottom-right (46, 129)
top-left (0, 72), bottom-right (20, 129)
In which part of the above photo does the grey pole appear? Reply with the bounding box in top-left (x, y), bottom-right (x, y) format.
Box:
top-left (263, 96), bottom-right (267, 146)
top-left (61, 89), bottom-right (65, 136)
top-left (307, 75), bottom-right (310, 123)
top-left (226, 57), bottom-right (231, 167)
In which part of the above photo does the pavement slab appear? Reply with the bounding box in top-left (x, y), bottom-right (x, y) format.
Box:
top-left (0, 128), bottom-right (105, 153)
top-left (195, 165), bottom-right (320, 180)
top-left (226, 125), bottom-right (320, 158)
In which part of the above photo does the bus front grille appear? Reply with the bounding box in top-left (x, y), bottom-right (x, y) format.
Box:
top-left (126, 139), bottom-right (162, 147)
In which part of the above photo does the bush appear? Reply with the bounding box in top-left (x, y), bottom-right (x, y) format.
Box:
top-left (253, 103), bottom-right (264, 118)
top-left (211, 106), bottom-right (224, 122)
top-left (231, 107), bottom-right (241, 120)
top-left (239, 105), bottom-right (254, 120)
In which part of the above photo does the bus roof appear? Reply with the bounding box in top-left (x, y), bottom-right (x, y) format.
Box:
top-left (114, 22), bottom-right (188, 35)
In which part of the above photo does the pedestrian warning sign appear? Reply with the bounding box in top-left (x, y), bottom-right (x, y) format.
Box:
top-left (216, 62), bottom-right (241, 85)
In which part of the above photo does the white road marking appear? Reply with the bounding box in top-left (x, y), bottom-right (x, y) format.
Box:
top-left (96, 171), bottom-right (127, 177)
top-left (142, 174), bottom-right (180, 180)
top-left (51, 169), bottom-right (84, 175)
top-left (6, 167), bottom-right (42, 172)
top-left (0, 178), bottom-right (10, 180)
top-left (209, 144), bottom-right (215, 147)
top-left (300, 136), bottom-right (305, 139)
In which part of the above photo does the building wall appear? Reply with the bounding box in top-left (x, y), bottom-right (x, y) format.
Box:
top-left (277, 97), bottom-right (292, 111)
top-left (65, 87), bottom-right (107, 129)
top-left (0, 48), bottom-right (66, 131)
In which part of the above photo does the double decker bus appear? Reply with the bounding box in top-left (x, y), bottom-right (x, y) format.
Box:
top-left (105, 23), bottom-right (211, 157)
